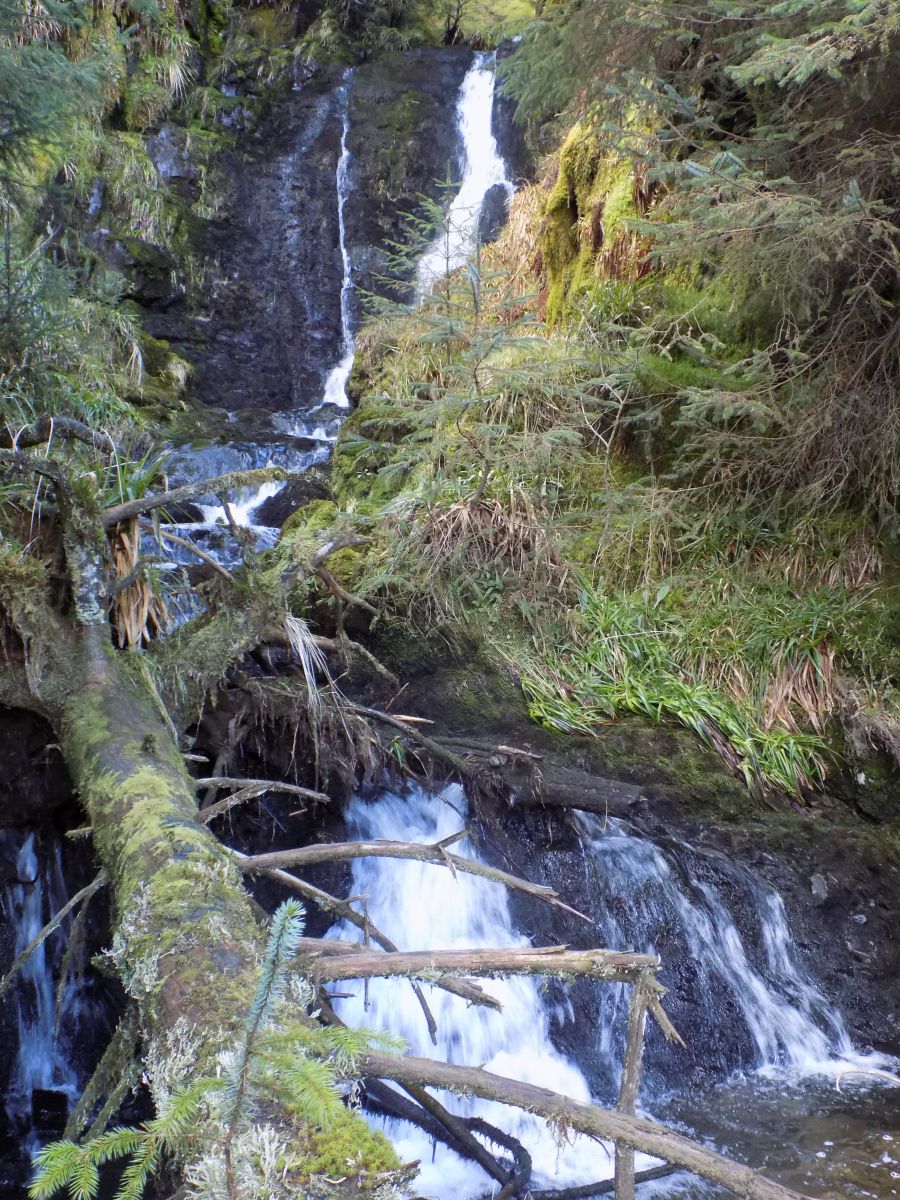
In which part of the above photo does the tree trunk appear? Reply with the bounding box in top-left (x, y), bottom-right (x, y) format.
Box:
top-left (57, 645), bottom-right (391, 1195)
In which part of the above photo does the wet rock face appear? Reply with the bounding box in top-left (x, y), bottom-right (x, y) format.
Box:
top-left (145, 45), bottom-right (480, 471)
top-left (344, 47), bottom-right (474, 303)
top-left (147, 75), bottom-right (347, 419)
top-left (493, 40), bottom-right (533, 183)
top-left (0, 709), bottom-right (71, 828)
top-left (478, 181), bottom-right (511, 243)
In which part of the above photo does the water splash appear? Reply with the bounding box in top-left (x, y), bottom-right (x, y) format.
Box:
top-left (417, 52), bottom-right (514, 297)
top-left (327, 786), bottom-right (661, 1198)
top-left (575, 814), bottom-right (887, 1086)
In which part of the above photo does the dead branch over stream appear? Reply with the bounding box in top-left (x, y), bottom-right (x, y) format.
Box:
top-left (302, 944), bottom-right (659, 986)
top-left (360, 1050), bottom-right (815, 1200)
top-left (238, 837), bottom-right (590, 921)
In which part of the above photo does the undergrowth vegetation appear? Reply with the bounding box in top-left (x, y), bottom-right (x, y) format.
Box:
top-left (318, 0), bottom-right (900, 797)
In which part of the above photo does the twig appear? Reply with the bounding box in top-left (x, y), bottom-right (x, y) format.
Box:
top-left (143, 523), bottom-right (234, 582)
top-left (238, 838), bottom-right (592, 923)
top-left (194, 776), bottom-right (330, 823)
top-left (0, 872), bottom-right (107, 998)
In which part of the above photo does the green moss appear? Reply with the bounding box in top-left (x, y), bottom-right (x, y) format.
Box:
top-left (290, 1109), bottom-right (399, 1183)
top-left (540, 123), bottom-right (641, 322)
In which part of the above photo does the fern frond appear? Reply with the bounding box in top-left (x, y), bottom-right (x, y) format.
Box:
top-left (30, 1142), bottom-right (91, 1200)
top-left (259, 1051), bottom-right (342, 1129)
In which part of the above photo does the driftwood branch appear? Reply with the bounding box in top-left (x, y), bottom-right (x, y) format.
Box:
top-left (239, 839), bottom-right (590, 922)
top-left (615, 970), bottom-right (651, 1199)
top-left (101, 467), bottom-right (291, 528)
top-left (296, 937), bottom-right (500, 1016)
top-left (361, 1050), bottom-right (816, 1200)
top-left (304, 944), bottom-right (659, 987)
top-left (528, 1165), bottom-right (676, 1200)
top-left (194, 776), bottom-right (330, 823)
top-left (0, 871), bottom-right (107, 998)
top-left (5, 415), bottom-right (116, 455)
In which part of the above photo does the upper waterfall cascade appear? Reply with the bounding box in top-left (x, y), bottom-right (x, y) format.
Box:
top-left (173, 51), bottom-right (510, 549)
top-left (320, 69), bottom-right (355, 413)
top-left (417, 51), bottom-right (514, 296)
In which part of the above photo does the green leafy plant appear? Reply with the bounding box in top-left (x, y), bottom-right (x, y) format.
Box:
top-left (30, 901), bottom-right (397, 1200)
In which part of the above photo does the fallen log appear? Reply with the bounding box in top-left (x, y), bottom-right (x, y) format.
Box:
top-left (527, 1164), bottom-right (677, 1199)
top-left (239, 839), bottom-right (590, 922)
top-left (304, 945), bottom-right (659, 987)
top-left (360, 1050), bottom-right (817, 1200)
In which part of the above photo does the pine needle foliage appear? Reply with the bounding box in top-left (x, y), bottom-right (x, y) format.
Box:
top-left (28, 901), bottom-right (392, 1200)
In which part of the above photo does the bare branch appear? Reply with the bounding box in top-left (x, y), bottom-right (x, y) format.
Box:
top-left (195, 776), bottom-right (330, 823)
top-left (5, 416), bottom-right (116, 455)
top-left (238, 838), bottom-right (591, 922)
top-left (0, 872), bottom-right (107, 998)
top-left (244, 860), bottom-right (500, 1013)
top-left (348, 704), bottom-right (476, 779)
top-left (528, 1165), bottom-right (676, 1200)
top-left (361, 1050), bottom-right (815, 1200)
top-left (101, 467), bottom-right (292, 528)
top-left (311, 534), bottom-right (371, 568)
top-left (142, 524), bottom-right (235, 582)
top-left (303, 944), bottom-right (659, 987)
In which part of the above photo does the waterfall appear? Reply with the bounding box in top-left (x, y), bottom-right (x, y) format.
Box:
top-left (573, 815), bottom-right (875, 1090)
top-left (327, 786), bottom-right (663, 1198)
top-left (417, 51), bottom-right (514, 297)
top-left (320, 70), bottom-right (355, 414)
top-left (326, 784), bottom-right (889, 1199)
top-left (1, 833), bottom-right (81, 1137)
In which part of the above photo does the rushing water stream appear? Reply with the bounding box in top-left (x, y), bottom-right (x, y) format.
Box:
top-left (325, 784), bottom-right (898, 1199)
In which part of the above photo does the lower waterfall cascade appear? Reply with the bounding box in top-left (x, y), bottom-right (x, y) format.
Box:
top-left (326, 784), bottom-right (898, 1199)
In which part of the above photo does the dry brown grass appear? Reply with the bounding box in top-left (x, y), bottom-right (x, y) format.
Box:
top-left (111, 518), bottom-right (167, 649)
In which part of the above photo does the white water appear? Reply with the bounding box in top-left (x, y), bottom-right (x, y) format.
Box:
top-left (328, 786), bottom-right (664, 1198)
top-left (325, 786), bottom-right (893, 1199)
top-left (1, 834), bottom-right (80, 1133)
top-left (320, 71), bottom-right (355, 412)
top-left (417, 52), bottom-right (514, 297)
top-left (574, 815), bottom-right (888, 1085)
